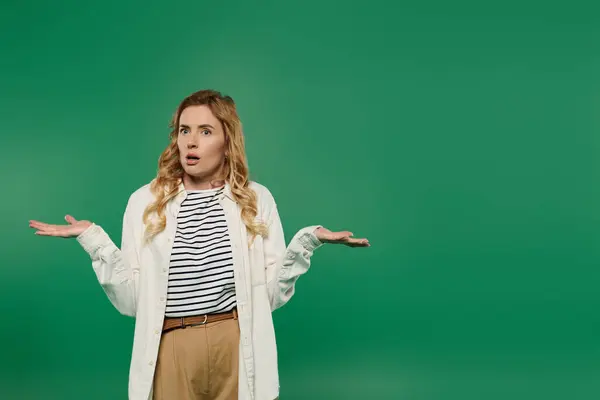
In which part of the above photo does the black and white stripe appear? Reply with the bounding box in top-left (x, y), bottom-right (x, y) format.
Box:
top-left (165, 186), bottom-right (236, 317)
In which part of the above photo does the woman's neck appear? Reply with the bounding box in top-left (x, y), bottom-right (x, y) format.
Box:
top-left (182, 174), bottom-right (225, 191)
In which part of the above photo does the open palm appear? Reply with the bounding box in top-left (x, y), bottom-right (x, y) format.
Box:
top-left (314, 227), bottom-right (370, 247)
top-left (29, 215), bottom-right (92, 238)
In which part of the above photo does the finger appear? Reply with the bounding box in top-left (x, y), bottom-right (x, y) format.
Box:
top-left (33, 223), bottom-right (65, 234)
top-left (345, 240), bottom-right (370, 247)
top-left (65, 215), bottom-right (78, 224)
top-left (338, 231), bottom-right (353, 237)
top-left (327, 231), bottom-right (353, 241)
top-left (31, 223), bottom-right (63, 233)
top-left (45, 225), bottom-right (73, 237)
top-left (345, 237), bottom-right (369, 246)
top-left (35, 229), bottom-right (63, 237)
top-left (30, 224), bottom-right (55, 233)
top-left (29, 220), bottom-right (52, 229)
top-left (344, 237), bottom-right (367, 243)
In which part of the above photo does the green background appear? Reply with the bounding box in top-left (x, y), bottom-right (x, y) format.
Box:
top-left (2, 1), bottom-right (600, 399)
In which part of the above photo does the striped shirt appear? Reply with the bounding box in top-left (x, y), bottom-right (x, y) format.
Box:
top-left (165, 186), bottom-right (236, 317)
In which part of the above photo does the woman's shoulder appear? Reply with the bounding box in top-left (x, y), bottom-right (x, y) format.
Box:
top-left (248, 180), bottom-right (279, 218)
top-left (248, 180), bottom-right (275, 202)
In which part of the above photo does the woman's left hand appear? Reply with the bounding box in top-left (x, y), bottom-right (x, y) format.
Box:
top-left (313, 227), bottom-right (370, 247)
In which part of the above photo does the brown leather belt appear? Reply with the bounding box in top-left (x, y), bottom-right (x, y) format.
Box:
top-left (162, 308), bottom-right (238, 333)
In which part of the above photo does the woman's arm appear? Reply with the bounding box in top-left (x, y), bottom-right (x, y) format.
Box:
top-left (263, 203), bottom-right (323, 311)
top-left (76, 197), bottom-right (141, 317)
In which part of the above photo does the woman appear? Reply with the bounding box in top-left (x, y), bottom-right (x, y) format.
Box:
top-left (29, 89), bottom-right (369, 400)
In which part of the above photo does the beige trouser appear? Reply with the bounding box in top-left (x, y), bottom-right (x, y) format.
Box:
top-left (152, 318), bottom-right (240, 400)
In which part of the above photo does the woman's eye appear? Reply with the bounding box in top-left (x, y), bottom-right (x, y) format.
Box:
top-left (180, 129), bottom-right (189, 134)
top-left (202, 129), bottom-right (211, 135)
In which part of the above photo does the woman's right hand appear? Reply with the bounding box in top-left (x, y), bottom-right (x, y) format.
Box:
top-left (29, 215), bottom-right (93, 238)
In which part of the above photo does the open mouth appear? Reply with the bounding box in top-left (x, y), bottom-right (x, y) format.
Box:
top-left (186, 155), bottom-right (200, 165)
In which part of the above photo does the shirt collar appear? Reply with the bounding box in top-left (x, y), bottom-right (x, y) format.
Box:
top-left (174, 179), bottom-right (235, 203)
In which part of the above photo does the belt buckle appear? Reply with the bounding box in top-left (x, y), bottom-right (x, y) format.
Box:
top-left (187, 314), bottom-right (208, 329)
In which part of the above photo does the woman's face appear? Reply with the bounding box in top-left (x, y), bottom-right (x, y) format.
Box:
top-left (177, 105), bottom-right (227, 185)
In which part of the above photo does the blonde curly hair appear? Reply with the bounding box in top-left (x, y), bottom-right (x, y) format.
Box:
top-left (142, 89), bottom-right (268, 244)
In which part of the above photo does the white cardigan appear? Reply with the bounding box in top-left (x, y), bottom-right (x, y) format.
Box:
top-left (76, 180), bottom-right (323, 400)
